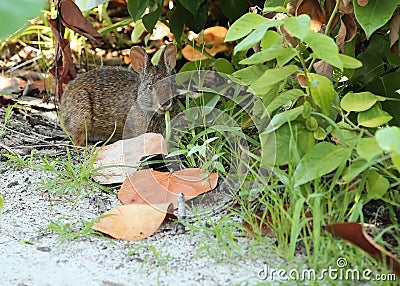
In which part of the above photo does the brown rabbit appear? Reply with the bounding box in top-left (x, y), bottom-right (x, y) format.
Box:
top-left (59, 44), bottom-right (177, 146)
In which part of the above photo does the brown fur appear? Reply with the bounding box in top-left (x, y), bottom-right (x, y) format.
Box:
top-left (59, 44), bottom-right (177, 146)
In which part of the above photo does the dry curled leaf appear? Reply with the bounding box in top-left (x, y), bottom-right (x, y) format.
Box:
top-left (118, 168), bottom-right (218, 208)
top-left (325, 222), bottom-right (400, 276)
top-left (92, 203), bottom-right (173, 240)
top-left (357, 0), bottom-right (368, 7)
top-left (389, 9), bottom-right (400, 55)
top-left (182, 26), bottom-right (231, 61)
top-left (57, 0), bottom-right (103, 44)
top-left (296, 0), bottom-right (324, 32)
top-left (313, 60), bottom-right (333, 81)
top-left (93, 133), bottom-right (168, 185)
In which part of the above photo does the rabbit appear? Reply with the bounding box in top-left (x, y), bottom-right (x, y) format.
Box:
top-left (59, 44), bottom-right (177, 146)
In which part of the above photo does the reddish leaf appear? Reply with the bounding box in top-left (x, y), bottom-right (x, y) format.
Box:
top-left (296, 0), bottom-right (325, 32)
top-left (92, 203), bottom-right (173, 240)
top-left (0, 95), bottom-right (17, 106)
top-left (58, 0), bottom-right (103, 44)
top-left (118, 168), bottom-right (218, 208)
top-left (325, 222), bottom-right (400, 276)
top-left (357, 0), bottom-right (368, 7)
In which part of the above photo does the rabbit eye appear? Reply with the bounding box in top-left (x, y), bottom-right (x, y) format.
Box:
top-left (147, 84), bottom-right (153, 91)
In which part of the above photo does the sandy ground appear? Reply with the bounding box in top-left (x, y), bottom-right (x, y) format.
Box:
top-left (0, 166), bottom-right (279, 286)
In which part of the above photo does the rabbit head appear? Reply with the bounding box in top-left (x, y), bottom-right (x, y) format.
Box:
top-left (130, 44), bottom-right (177, 114)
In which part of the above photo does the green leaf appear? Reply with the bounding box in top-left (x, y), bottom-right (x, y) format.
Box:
top-left (0, 0), bottom-right (46, 39)
top-left (313, 126), bottom-right (327, 140)
top-left (305, 116), bottom-right (318, 131)
top-left (218, 0), bottom-right (248, 20)
top-left (357, 104), bottom-right (393, 127)
top-left (304, 32), bottom-right (343, 70)
top-left (177, 0), bottom-right (205, 16)
top-left (264, 106), bottom-right (304, 133)
top-left (366, 170), bottom-right (389, 199)
top-left (339, 54), bottom-right (363, 69)
top-left (357, 138), bottom-right (382, 162)
top-left (234, 21), bottom-right (284, 54)
top-left (340, 91), bottom-right (386, 112)
top-left (342, 158), bottom-right (370, 183)
top-left (232, 65), bottom-right (268, 85)
top-left (239, 45), bottom-right (297, 65)
top-left (293, 142), bottom-right (348, 187)
top-left (284, 14), bottom-right (311, 42)
top-left (308, 73), bottom-right (335, 115)
top-left (354, 0), bottom-right (400, 39)
top-left (127, 0), bottom-right (150, 21)
top-left (225, 13), bottom-right (268, 41)
top-left (375, 126), bottom-right (400, 154)
top-left (267, 89), bottom-right (304, 114)
top-left (213, 58), bottom-right (235, 74)
top-left (75, 0), bottom-right (109, 11)
top-left (142, 4), bottom-right (162, 32)
top-left (261, 31), bottom-right (282, 49)
top-left (250, 65), bottom-right (298, 95)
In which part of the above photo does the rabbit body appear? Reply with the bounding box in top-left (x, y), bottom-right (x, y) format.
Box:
top-left (59, 44), bottom-right (177, 146)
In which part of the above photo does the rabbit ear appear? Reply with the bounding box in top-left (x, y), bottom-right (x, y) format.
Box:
top-left (160, 44), bottom-right (177, 73)
top-left (130, 46), bottom-right (150, 74)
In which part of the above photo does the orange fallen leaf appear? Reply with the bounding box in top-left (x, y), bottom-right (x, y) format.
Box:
top-left (118, 168), bottom-right (218, 208)
top-left (325, 222), bottom-right (400, 276)
top-left (93, 203), bottom-right (173, 240)
top-left (357, 0), bottom-right (368, 7)
top-left (93, 133), bottom-right (168, 184)
top-left (182, 26), bottom-right (231, 61)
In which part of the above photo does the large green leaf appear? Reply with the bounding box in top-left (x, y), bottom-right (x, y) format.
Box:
top-left (218, 0), bottom-right (248, 20)
top-left (225, 13), bottom-right (268, 41)
top-left (366, 170), bottom-right (389, 199)
top-left (232, 65), bottom-right (268, 85)
top-left (127, 0), bottom-right (150, 21)
top-left (234, 21), bottom-right (284, 54)
top-left (342, 158), bottom-right (370, 184)
top-left (340, 91), bottom-right (386, 112)
top-left (356, 138), bottom-right (382, 162)
top-left (250, 65), bottom-right (298, 95)
top-left (357, 104), bottom-right (393, 127)
top-left (293, 142), bottom-right (348, 187)
top-left (304, 32), bottom-right (343, 70)
top-left (239, 45), bottom-right (296, 65)
top-left (375, 126), bottom-right (400, 154)
top-left (142, 4), bottom-right (162, 32)
top-left (177, 0), bottom-right (206, 17)
top-left (308, 73), bottom-right (335, 115)
top-left (267, 89), bottom-right (304, 114)
top-left (264, 105), bottom-right (304, 133)
top-left (284, 14), bottom-right (310, 42)
top-left (0, 0), bottom-right (46, 39)
top-left (354, 0), bottom-right (400, 39)
top-left (365, 72), bottom-right (400, 126)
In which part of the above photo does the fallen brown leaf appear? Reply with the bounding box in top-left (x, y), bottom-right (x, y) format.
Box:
top-left (93, 133), bottom-right (168, 185)
top-left (296, 0), bottom-right (325, 32)
top-left (92, 203), bottom-right (173, 240)
top-left (182, 26), bottom-right (231, 61)
top-left (118, 168), bottom-right (218, 208)
top-left (357, 0), bottom-right (368, 7)
top-left (325, 222), bottom-right (400, 276)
